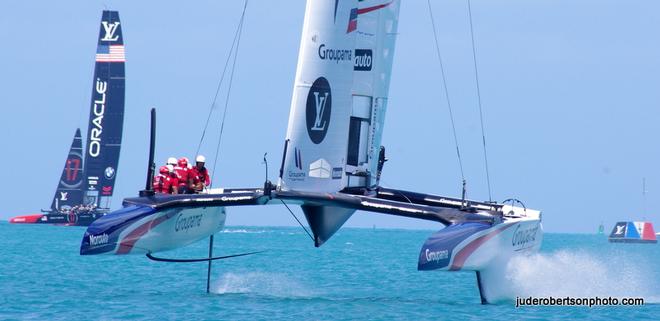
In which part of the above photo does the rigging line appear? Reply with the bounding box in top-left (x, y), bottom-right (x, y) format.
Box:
top-left (210, 0), bottom-right (249, 187)
top-left (642, 177), bottom-right (647, 219)
top-left (466, 0), bottom-right (492, 202)
top-left (195, 1), bottom-right (248, 157)
top-left (427, 0), bottom-right (465, 183)
top-left (280, 200), bottom-right (315, 242)
top-left (378, 180), bottom-right (413, 205)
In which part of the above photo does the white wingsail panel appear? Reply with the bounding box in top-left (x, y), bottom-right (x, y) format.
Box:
top-left (279, 0), bottom-right (400, 192)
top-left (279, 0), bottom-right (359, 193)
top-left (349, 0), bottom-right (400, 187)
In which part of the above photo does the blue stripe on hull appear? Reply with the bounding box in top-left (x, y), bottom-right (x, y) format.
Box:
top-left (80, 205), bottom-right (156, 255)
top-left (418, 222), bottom-right (491, 271)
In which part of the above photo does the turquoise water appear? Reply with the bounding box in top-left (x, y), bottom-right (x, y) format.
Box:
top-left (0, 221), bottom-right (658, 320)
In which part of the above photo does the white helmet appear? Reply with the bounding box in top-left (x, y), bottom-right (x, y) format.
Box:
top-left (196, 155), bottom-right (206, 163)
top-left (166, 164), bottom-right (175, 173)
top-left (167, 157), bottom-right (177, 165)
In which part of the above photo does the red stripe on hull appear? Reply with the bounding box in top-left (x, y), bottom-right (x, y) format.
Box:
top-left (449, 224), bottom-right (516, 271)
top-left (116, 214), bottom-right (173, 254)
top-left (9, 214), bottom-right (44, 224)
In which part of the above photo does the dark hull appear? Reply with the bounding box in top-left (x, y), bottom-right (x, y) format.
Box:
top-left (9, 211), bottom-right (106, 226)
top-left (608, 238), bottom-right (657, 244)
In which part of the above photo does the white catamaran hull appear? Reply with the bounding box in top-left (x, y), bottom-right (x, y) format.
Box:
top-left (418, 207), bottom-right (542, 303)
top-left (447, 218), bottom-right (542, 271)
top-left (81, 204), bottom-right (226, 255)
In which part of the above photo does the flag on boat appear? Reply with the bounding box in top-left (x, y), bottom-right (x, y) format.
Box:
top-left (96, 45), bottom-right (125, 62)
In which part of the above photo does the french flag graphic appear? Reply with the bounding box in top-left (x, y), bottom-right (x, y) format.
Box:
top-left (346, 8), bottom-right (358, 33)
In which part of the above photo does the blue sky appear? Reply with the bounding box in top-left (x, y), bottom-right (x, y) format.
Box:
top-left (1, 0), bottom-right (658, 233)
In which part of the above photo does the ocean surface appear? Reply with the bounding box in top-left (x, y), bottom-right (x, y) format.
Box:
top-left (0, 221), bottom-right (658, 320)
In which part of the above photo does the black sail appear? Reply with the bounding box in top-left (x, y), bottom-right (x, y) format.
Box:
top-left (50, 129), bottom-right (85, 212)
top-left (83, 10), bottom-right (126, 208)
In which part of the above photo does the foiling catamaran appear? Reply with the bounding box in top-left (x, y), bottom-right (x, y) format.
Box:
top-left (80, 1), bottom-right (542, 303)
top-left (10, 11), bottom-right (125, 226)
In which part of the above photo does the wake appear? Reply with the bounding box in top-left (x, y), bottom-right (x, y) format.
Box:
top-left (211, 272), bottom-right (315, 298)
top-left (506, 250), bottom-right (659, 303)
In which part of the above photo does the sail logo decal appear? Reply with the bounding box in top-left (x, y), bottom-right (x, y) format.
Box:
top-left (309, 158), bottom-right (332, 179)
top-left (306, 77), bottom-right (332, 144)
top-left (357, 2), bottom-right (393, 16)
top-left (101, 21), bottom-right (120, 42)
top-left (288, 148), bottom-right (306, 181)
top-left (102, 186), bottom-right (113, 195)
top-left (89, 79), bottom-right (107, 158)
top-left (347, 8), bottom-right (358, 33)
top-left (60, 152), bottom-right (83, 188)
top-left (346, 1), bottom-right (394, 34)
top-left (615, 224), bottom-right (625, 235)
top-left (104, 166), bottom-right (115, 179)
top-left (96, 45), bottom-right (126, 63)
top-left (294, 148), bottom-right (303, 170)
top-left (60, 192), bottom-right (68, 201)
top-left (332, 167), bottom-right (343, 179)
top-left (318, 44), bottom-right (352, 64)
top-left (354, 49), bottom-right (372, 71)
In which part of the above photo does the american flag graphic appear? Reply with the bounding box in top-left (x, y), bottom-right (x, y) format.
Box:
top-left (96, 45), bottom-right (125, 62)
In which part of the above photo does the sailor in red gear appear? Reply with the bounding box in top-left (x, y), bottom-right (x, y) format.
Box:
top-left (175, 157), bottom-right (191, 194)
top-left (153, 166), bottom-right (175, 194)
top-left (166, 165), bottom-right (179, 194)
top-left (190, 155), bottom-right (211, 193)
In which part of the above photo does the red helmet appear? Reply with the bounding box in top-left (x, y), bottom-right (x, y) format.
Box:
top-left (159, 165), bottom-right (169, 174)
top-left (178, 157), bottom-right (189, 167)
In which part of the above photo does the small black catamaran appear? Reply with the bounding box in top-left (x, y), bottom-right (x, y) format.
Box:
top-left (10, 10), bottom-right (125, 226)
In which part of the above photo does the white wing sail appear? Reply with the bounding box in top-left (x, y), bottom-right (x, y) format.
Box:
top-left (279, 0), bottom-right (358, 193)
top-left (279, 0), bottom-right (401, 193)
top-left (349, 0), bottom-right (400, 188)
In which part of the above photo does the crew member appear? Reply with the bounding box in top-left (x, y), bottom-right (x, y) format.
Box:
top-left (190, 155), bottom-right (211, 193)
top-left (167, 164), bottom-right (179, 194)
top-left (167, 157), bottom-right (178, 167)
top-left (165, 157), bottom-right (182, 193)
top-left (175, 157), bottom-right (191, 194)
top-left (153, 166), bottom-right (174, 194)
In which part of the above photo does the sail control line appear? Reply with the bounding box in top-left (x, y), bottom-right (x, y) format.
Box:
top-left (427, 0), bottom-right (470, 208)
top-left (140, 108), bottom-right (266, 293)
top-left (427, 0), bottom-right (495, 204)
top-left (196, 0), bottom-right (249, 159)
top-left (466, 0), bottom-right (493, 202)
top-left (135, 3), bottom-right (257, 292)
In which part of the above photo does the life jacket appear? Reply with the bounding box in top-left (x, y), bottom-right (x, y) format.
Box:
top-left (153, 174), bottom-right (172, 193)
top-left (191, 167), bottom-right (210, 186)
top-left (174, 166), bottom-right (189, 187)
